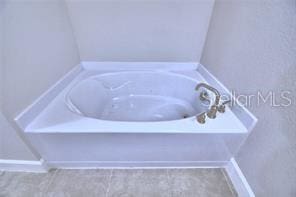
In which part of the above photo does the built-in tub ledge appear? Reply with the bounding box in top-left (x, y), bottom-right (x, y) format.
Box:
top-left (15, 62), bottom-right (256, 134)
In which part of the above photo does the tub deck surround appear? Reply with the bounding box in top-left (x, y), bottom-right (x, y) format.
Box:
top-left (14, 62), bottom-right (257, 168)
top-left (17, 63), bottom-right (247, 134)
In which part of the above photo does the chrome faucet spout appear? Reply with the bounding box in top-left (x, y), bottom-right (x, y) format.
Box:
top-left (195, 83), bottom-right (221, 119)
top-left (195, 83), bottom-right (220, 106)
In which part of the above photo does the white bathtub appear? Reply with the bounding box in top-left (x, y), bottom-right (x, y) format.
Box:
top-left (15, 62), bottom-right (256, 168)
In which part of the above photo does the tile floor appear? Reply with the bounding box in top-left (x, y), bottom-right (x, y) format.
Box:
top-left (0, 168), bottom-right (237, 197)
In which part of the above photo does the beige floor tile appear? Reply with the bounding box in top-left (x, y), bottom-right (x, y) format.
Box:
top-left (167, 168), bottom-right (236, 197)
top-left (221, 169), bottom-right (238, 197)
top-left (45, 169), bottom-right (111, 197)
top-left (0, 168), bottom-right (237, 197)
top-left (107, 169), bottom-right (171, 197)
top-left (0, 170), bottom-right (56, 197)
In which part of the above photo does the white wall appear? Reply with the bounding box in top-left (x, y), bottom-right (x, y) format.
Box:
top-left (0, 1), bottom-right (4, 106)
top-left (0, 1), bottom-right (4, 158)
top-left (201, 0), bottom-right (296, 196)
top-left (0, 112), bottom-right (37, 160)
top-left (66, 0), bottom-right (214, 62)
top-left (2, 0), bottom-right (80, 118)
top-left (0, 0), bottom-right (80, 160)
top-left (0, 5), bottom-right (37, 160)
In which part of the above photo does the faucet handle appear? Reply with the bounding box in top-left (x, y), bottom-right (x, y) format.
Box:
top-left (207, 105), bottom-right (218, 119)
top-left (217, 100), bottom-right (231, 113)
top-left (196, 112), bottom-right (206, 124)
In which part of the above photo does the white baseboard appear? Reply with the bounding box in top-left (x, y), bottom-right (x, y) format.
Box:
top-left (0, 159), bottom-right (48, 173)
top-left (225, 158), bottom-right (255, 197)
top-left (47, 161), bottom-right (228, 169)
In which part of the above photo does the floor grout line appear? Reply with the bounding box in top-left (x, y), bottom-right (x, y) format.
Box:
top-left (105, 169), bottom-right (114, 197)
top-left (221, 169), bottom-right (238, 197)
top-left (43, 169), bottom-right (59, 193)
top-left (166, 169), bottom-right (174, 197)
top-left (0, 171), bottom-right (15, 191)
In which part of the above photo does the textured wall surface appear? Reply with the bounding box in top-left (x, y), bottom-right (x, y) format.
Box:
top-left (65, 0), bottom-right (214, 62)
top-left (201, 0), bottom-right (296, 196)
top-left (0, 0), bottom-right (80, 160)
